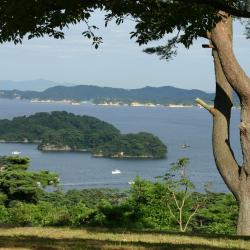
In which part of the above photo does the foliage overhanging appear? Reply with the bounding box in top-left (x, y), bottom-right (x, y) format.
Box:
top-left (0, 0), bottom-right (249, 59)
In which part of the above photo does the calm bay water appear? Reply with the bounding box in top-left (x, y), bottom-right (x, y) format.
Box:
top-left (0, 99), bottom-right (242, 192)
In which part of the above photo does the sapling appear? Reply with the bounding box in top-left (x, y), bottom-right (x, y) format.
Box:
top-left (161, 158), bottom-right (204, 232)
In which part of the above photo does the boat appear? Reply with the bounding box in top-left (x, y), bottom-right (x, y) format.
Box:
top-left (12, 151), bottom-right (21, 155)
top-left (112, 169), bottom-right (121, 175)
top-left (181, 144), bottom-right (190, 149)
top-left (128, 181), bottom-right (135, 185)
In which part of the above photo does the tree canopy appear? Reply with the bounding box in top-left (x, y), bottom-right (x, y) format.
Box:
top-left (0, 156), bottom-right (58, 204)
top-left (0, 1), bottom-right (249, 53)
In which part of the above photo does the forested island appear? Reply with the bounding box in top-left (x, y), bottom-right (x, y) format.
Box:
top-left (0, 111), bottom-right (167, 159)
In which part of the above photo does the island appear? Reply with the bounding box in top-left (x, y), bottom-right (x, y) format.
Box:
top-left (0, 111), bottom-right (167, 159)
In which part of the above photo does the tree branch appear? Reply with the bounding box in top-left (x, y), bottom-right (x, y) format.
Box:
top-left (183, 204), bottom-right (200, 232)
top-left (172, 192), bottom-right (181, 210)
top-left (179, 0), bottom-right (250, 18)
top-left (168, 205), bottom-right (180, 224)
top-left (211, 13), bottom-right (250, 100)
top-left (195, 98), bottom-right (216, 115)
top-left (45, 0), bottom-right (250, 19)
top-left (180, 187), bottom-right (188, 210)
top-left (202, 44), bottom-right (215, 48)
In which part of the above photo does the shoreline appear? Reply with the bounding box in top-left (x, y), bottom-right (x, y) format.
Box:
top-left (2, 97), bottom-right (240, 108)
top-left (0, 142), bottom-right (165, 160)
top-left (0, 97), bottom-right (207, 108)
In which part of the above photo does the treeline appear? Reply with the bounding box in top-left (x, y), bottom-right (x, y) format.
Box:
top-left (94, 133), bottom-right (167, 158)
top-left (0, 111), bottom-right (167, 159)
top-left (0, 156), bottom-right (237, 234)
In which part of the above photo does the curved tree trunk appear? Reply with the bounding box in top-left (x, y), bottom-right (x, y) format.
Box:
top-left (212, 49), bottom-right (240, 199)
top-left (210, 12), bottom-right (250, 235)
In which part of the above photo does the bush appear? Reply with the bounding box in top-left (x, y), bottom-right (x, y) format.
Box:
top-left (9, 202), bottom-right (41, 226)
top-left (195, 193), bottom-right (238, 234)
top-left (0, 205), bottom-right (9, 224)
top-left (92, 199), bottom-right (134, 228)
top-left (126, 177), bottom-right (178, 230)
top-left (68, 202), bottom-right (95, 226)
top-left (8, 202), bottom-right (69, 226)
top-left (0, 156), bottom-right (239, 234)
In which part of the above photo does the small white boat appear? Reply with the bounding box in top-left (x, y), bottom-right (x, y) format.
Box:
top-left (112, 169), bottom-right (121, 175)
top-left (12, 151), bottom-right (21, 155)
top-left (128, 181), bottom-right (135, 185)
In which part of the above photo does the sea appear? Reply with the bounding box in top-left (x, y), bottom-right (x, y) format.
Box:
top-left (0, 98), bottom-right (242, 193)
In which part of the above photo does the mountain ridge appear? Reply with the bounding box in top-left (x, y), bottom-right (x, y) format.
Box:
top-left (0, 84), bottom-right (217, 105)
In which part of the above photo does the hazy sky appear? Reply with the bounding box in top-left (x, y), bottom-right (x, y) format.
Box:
top-left (0, 12), bottom-right (249, 92)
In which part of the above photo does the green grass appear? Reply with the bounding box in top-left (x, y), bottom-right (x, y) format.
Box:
top-left (0, 227), bottom-right (249, 250)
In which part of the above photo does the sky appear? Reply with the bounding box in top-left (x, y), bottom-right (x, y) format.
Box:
top-left (0, 12), bottom-right (249, 92)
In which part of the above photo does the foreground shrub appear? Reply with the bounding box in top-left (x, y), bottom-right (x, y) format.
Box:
top-left (0, 156), bottom-right (238, 234)
top-left (0, 205), bottom-right (9, 224)
top-left (195, 193), bottom-right (238, 234)
top-left (8, 202), bottom-right (68, 226)
top-left (68, 202), bottom-right (95, 226)
top-left (2, 187), bottom-right (238, 234)
top-left (92, 199), bottom-right (134, 228)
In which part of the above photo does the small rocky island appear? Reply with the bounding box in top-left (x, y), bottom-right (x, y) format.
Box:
top-left (0, 111), bottom-right (167, 159)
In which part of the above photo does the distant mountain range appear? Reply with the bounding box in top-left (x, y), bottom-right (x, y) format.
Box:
top-left (0, 83), bottom-right (216, 105)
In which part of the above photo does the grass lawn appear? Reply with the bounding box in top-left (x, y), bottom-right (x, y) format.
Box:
top-left (0, 227), bottom-right (249, 250)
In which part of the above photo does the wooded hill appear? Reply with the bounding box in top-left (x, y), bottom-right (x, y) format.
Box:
top-left (0, 111), bottom-right (167, 159)
top-left (0, 84), bottom-right (216, 105)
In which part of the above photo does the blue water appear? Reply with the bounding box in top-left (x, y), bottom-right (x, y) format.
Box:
top-left (0, 99), bottom-right (242, 192)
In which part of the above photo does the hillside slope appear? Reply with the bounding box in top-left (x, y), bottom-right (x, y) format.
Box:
top-left (0, 85), bottom-right (215, 105)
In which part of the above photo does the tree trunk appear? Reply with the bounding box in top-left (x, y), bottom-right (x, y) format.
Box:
top-left (210, 12), bottom-right (250, 235)
top-left (212, 49), bottom-right (240, 199)
top-left (212, 50), bottom-right (250, 235)
top-left (237, 172), bottom-right (250, 235)
top-left (237, 201), bottom-right (250, 235)
top-left (211, 12), bottom-right (250, 99)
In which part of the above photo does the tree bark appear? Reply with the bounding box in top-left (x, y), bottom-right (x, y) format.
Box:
top-left (211, 12), bottom-right (250, 101)
top-left (210, 12), bottom-right (250, 235)
top-left (237, 171), bottom-right (250, 235)
top-left (212, 49), bottom-right (240, 199)
top-left (211, 17), bottom-right (250, 176)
